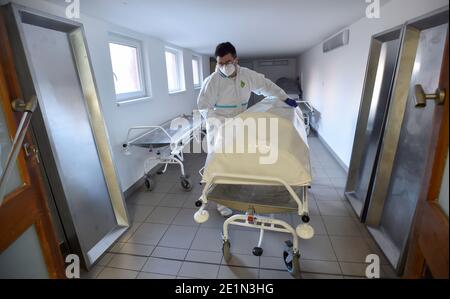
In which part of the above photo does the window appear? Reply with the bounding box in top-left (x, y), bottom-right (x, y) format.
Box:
top-left (108, 34), bottom-right (147, 101)
top-left (192, 56), bottom-right (202, 88)
top-left (165, 47), bottom-right (185, 93)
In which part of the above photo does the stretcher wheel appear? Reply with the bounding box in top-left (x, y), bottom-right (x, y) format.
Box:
top-left (180, 177), bottom-right (192, 191)
top-left (283, 242), bottom-right (301, 278)
top-left (252, 247), bottom-right (263, 256)
top-left (222, 240), bottom-right (231, 262)
top-left (144, 178), bottom-right (155, 191)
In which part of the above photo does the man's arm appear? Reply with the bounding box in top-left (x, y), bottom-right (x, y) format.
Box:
top-left (197, 75), bottom-right (218, 119)
top-left (247, 69), bottom-right (297, 107)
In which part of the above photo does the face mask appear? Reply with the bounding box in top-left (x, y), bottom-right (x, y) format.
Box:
top-left (219, 63), bottom-right (236, 77)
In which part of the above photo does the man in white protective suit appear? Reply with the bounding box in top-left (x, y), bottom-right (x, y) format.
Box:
top-left (197, 42), bottom-right (299, 217)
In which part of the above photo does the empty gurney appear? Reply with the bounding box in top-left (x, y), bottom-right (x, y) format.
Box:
top-left (123, 113), bottom-right (204, 191)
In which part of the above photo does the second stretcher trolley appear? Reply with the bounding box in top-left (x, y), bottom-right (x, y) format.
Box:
top-left (123, 113), bottom-right (205, 191)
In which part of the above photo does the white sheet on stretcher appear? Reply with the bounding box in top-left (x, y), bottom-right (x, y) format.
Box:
top-left (203, 97), bottom-right (312, 186)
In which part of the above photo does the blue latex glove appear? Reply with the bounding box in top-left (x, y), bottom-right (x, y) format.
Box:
top-left (284, 98), bottom-right (298, 108)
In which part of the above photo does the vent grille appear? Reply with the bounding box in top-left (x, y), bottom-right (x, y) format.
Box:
top-left (258, 60), bottom-right (289, 67)
top-left (323, 29), bottom-right (350, 53)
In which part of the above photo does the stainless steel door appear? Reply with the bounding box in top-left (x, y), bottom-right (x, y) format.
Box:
top-left (367, 12), bottom-right (448, 273)
top-left (3, 4), bottom-right (129, 269)
top-left (345, 28), bottom-right (403, 217)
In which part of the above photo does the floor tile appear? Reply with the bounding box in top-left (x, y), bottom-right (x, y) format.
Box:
top-left (300, 259), bottom-right (342, 275)
top-left (218, 265), bottom-right (259, 279)
top-left (322, 216), bottom-right (362, 237)
top-left (159, 193), bottom-right (188, 208)
top-left (152, 182), bottom-right (176, 193)
top-left (97, 267), bottom-right (138, 279)
top-left (127, 204), bottom-right (155, 222)
top-left (185, 250), bottom-right (223, 264)
top-left (97, 253), bottom-right (114, 266)
top-left (128, 223), bottom-right (168, 245)
top-left (330, 236), bottom-right (374, 263)
top-left (145, 207), bottom-right (180, 224)
top-left (141, 257), bottom-right (182, 276)
top-left (221, 253), bottom-right (259, 268)
top-left (172, 208), bottom-right (200, 227)
top-left (330, 178), bottom-right (347, 189)
top-left (339, 262), bottom-right (367, 277)
top-left (316, 200), bottom-right (350, 216)
top-left (300, 235), bottom-right (337, 261)
top-left (324, 167), bottom-right (347, 179)
top-left (159, 225), bottom-right (198, 249)
top-left (178, 262), bottom-right (220, 279)
top-left (107, 254), bottom-right (147, 271)
top-left (128, 192), bottom-right (165, 206)
top-left (306, 199), bottom-right (320, 216)
top-left (260, 256), bottom-right (286, 271)
top-left (311, 186), bottom-right (342, 201)
top-left (151, 246), bottom-right (188, 260)
top-left (118, 243), bottom-right (154, 256)
top-left (190, 228), bottom-right (223, 252)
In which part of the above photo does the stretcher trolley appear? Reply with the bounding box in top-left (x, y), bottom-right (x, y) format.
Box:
top-left (193, 98), bottom-right (315, 278)
top-left (296, 100), bottom-right (315, 136)
top-left (123, 113), bottom-right (204, 192)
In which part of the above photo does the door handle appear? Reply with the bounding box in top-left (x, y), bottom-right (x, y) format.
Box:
top-left (0, 96), bottom-right (37, 199)
top-left (414, 84), bottom-right (446, 108)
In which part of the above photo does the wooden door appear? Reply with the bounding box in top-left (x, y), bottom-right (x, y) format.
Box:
top-left (0, 10), bottom-right (65, 279)
top-left (404, 33), bottom-right (449, 279)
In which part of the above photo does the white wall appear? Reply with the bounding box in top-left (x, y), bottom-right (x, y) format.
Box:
top-left (240, 58), bottom-right (298, 82)
top-left (4, 0), bottom-right (211, 191)
top-left (298, 0), bottom-right (448, 167)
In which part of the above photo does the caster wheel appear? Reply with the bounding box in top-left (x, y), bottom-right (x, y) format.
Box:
top-left (252, 247), bottom-right (263, 256)
top-left (193, 210), bottom-right (209, 224)
top-left (144, 178), bottom-right (155, 191)
top-left (302, 215), bottom-right (310, 223)
top-left (180, 176), bottom-right (192, 191)
top-left (156, 171), bottom-right (163, 175)
top-left (283, 242), bottom-right (301, 278)
top-left (222, 240), bottom-right (231, 262)
top-left (195, 200), bottom-right (203, 207)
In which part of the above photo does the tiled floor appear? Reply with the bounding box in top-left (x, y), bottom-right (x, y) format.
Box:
top-left (82, 137), bottom-right (397, 279)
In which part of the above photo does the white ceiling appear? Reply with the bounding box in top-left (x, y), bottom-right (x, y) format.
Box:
top-left (47, 0), bottom-right (389, 58)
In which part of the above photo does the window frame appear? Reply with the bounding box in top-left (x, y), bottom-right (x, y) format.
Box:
top-left (108, 33), bottom-right (149, 102)
top-left (192, 55), bottom-right (203, 89)
top-left (165, 47), bottom-right (185, 94)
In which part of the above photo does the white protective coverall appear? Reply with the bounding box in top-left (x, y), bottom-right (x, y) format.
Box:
top-left (198, 66), bottom-right (289, 145)
top-left (197, 65), bottom-right (289, 216)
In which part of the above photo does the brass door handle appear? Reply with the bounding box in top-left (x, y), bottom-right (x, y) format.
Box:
top-left (414, 84), bottom-right (446, 108)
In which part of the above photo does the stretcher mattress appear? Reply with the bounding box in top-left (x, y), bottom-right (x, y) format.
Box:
top-left (203, 97), bottom-right (312, 186)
